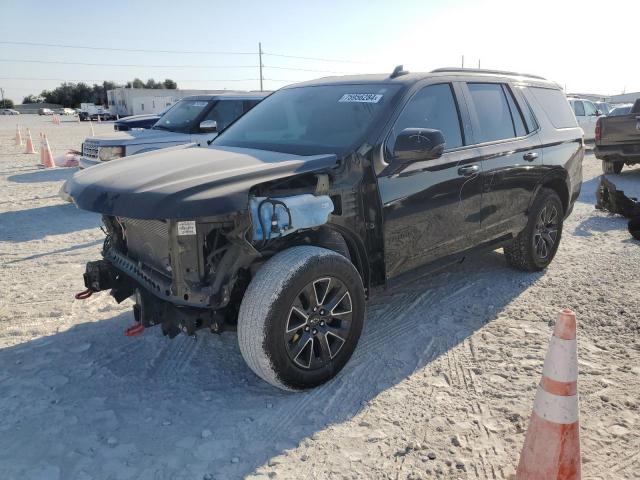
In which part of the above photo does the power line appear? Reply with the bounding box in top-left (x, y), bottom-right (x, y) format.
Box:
top-left (0, 40), bottom-right (368, 64)
top-left (0, 58), bottom-right (351, 74)
top-left (0, 58), bottom-right (258, 69)
top-left (0, 76), bottom-right (261, 82)
top-left (0, 40), bottom-right (255, 56)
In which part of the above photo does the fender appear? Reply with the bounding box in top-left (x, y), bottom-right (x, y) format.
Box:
top-left (528, 167), bottom-right (569, 215)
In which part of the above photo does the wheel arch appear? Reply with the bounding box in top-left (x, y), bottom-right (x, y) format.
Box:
top-left (311, 225), bottom-right (371, 295)
top-left (531, 171), bottom-right (569, 217)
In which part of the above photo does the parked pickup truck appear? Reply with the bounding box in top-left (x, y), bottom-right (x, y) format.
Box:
top-left (595, 99), bottom-right (640, 173)
top-left (66, 67), bottom-right (582, 390)
top-left (78, 93), bottom-right (268, 169)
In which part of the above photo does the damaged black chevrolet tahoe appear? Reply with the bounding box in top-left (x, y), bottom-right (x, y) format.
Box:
top-left (66, 67), bottom-right (583, 390)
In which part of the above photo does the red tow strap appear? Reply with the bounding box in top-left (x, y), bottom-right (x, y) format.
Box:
top-left (75, 288), bottom-right (93, 300)
top-left (124, 323), bottom-right (145, 337)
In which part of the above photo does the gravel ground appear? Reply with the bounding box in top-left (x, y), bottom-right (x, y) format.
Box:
top-left (0, 115), bottom-right (639, 480)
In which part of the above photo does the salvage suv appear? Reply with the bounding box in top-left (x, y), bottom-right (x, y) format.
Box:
top-left (66, 67), bottom-right (583, 390)
top-left (78, 93), bottom-right (267, 169)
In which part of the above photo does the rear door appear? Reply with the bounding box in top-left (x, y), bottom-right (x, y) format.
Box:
top-left (378, 82), bottom-right (484, 278)
top-left (461, 82), bottom-right (543, 239)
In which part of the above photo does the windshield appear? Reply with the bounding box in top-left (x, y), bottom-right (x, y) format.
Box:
top-left (213, 84), bottom-right (403, 155)
top-left (153, 99), bottom-right (210, 133)
top-left (609, 105), bottom-right (632, 116)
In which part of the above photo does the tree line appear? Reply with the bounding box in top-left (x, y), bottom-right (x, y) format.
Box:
top-left (22, 78), bottom-right (178, 107)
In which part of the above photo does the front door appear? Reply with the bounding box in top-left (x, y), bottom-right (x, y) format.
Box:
top-left (582, 100), bottom-right (599, 140)
top-left (191, 100), bottom-right (245, 146)
top-left (378, 83), bottom-right (483, 280)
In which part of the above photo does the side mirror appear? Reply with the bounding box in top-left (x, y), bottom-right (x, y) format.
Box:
top-left (393, 128), bottom-right (445, 163)
top-left (199, 120), bottom-right (217, 133)
top-left (594, 109), bottom-right (602, 116)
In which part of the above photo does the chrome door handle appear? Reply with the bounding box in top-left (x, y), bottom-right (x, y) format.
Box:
top-left (523, 152), bottom-right (539, 162)
top-left (458, 165), bottom-right (479, 176)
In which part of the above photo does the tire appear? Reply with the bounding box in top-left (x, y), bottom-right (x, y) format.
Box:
top-left (238, 246), bottom-right (365, 390)
top-left (504, 188), bottom-right (564, 272)
top-left (602, 160), bottom-right (623, 174)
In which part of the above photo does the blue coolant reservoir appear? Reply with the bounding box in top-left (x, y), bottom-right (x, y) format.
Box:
top-left (250, 194), bottom-right (334, 242)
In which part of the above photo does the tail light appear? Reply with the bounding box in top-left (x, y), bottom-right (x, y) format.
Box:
top-left (595, 117), bottom-right (602, 143)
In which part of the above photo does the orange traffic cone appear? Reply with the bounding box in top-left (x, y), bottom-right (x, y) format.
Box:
top-left (15, 124), bottom-right (23, 145)
top-left (516, 309), bottom-right (580, 479)
top-left (24, 129), bottom-right (37, 154)
top-left (42, 134), bottom-right (55, 168)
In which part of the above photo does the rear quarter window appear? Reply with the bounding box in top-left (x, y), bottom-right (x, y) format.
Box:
top-left (528, 87), bottom-right (578, 129)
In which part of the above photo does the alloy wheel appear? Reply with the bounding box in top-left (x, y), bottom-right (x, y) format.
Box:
top-left (533, 204), bottom-right (559, 260)
top-left (284, 277), bottom-right (353, 370)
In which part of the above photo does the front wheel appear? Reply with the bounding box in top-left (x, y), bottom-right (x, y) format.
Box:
top-left (602, 160), bottom-right (623, 174)
top-left (504, 188), bottom-right (564, 271)
top-left (238, 246), bottom-right (365, 390)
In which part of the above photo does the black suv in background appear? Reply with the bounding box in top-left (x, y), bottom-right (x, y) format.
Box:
top-left (67, 67), bottom-right (583, 390)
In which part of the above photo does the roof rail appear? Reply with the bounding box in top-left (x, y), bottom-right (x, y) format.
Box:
top-left (430, 68), bottom-right (546, 80)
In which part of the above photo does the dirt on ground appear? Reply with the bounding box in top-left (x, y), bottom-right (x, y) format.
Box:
top-left (0, 115), bottom-right (639, 480)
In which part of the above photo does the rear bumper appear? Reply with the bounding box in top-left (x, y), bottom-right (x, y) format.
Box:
top-left (594, 145), bottom-right (640, 162)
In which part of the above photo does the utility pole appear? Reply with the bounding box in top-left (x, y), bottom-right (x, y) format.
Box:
top-left (478, 59), bottom-right (481, 69)
top-left (0, 87), bottom-right (4, 108)
top-left (258, 42), bottom-right (264, 92)
top-left (461, 55), bottom-right (464, 68)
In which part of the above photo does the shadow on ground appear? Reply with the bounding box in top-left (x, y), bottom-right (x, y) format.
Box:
top-left (0, 203), bottom-right (100, 242)
top-left (7, 168), bottom-right (77, 183)
top-left (0, 251), bottom-right (542, 480)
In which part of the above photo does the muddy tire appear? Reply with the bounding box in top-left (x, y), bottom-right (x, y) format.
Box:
top-left (504, 188), bottom-right (564, 272)
top-left (602, 160), bottom-right (623, 174)
top-left (237, 246), bottom-right (365, 390)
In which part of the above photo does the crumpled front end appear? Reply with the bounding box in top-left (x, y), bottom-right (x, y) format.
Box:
top-left (81, 212), bottom-right (259, 337)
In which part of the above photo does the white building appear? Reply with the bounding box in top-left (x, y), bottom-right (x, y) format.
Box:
top-left (609, 92), bottom-right (640, 104)
top-left (107, 88), bottom-right (235, 116)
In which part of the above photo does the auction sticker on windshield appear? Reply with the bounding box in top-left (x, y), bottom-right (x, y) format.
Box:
top-left (338, 93), bottom-right (383, 103)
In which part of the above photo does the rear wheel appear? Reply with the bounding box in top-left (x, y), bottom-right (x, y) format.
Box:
top-left (602, 160), bottom-right (623, 174)
top-left (504, 188), bottom-right (564, 271)
top-left (237, 246), bottom-right (365, 390)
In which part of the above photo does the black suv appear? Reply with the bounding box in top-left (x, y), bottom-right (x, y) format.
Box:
top-left (67, 67), bottom-right (583, 390)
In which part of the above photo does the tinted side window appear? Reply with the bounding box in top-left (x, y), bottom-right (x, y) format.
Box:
top-left (389, 83), bottom-right (463, 153)
top-left (572, 101), bottom-right (585, 116)
top-left (203, 100), bottom-right (244, 131)
top-left (529, 88), bottom-right (578, 128)
top-left (503, 85), bottom-right (527, 137)
top-left (583, 101), bottom-right (597, 116)
top-left (467, 83), bottom-right (515, 143)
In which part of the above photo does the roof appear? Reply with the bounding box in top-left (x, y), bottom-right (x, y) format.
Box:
top-left (179, 92), bottom-right (271, 101)
top-left (285, 68), bottom-right (556, 89)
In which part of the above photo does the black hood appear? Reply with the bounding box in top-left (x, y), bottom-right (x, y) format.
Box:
top-left (66, 145), bottom-right (337, 219)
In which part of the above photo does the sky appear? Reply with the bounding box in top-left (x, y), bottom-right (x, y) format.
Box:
top-left (0, 0), bottom-right (638, 103)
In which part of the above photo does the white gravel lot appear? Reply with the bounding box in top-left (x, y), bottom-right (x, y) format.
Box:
top-left (0, 115), bottom-right (639, 480)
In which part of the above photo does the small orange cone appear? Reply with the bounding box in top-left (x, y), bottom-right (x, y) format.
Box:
top-left (15, 124), bottom-right (23, 145)
top-left (24, 129), bottom-right (37, 154)
top-left (516, 309), bottom-right (580, 479)
top-left (42, 134), bottom-right (55, 168)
